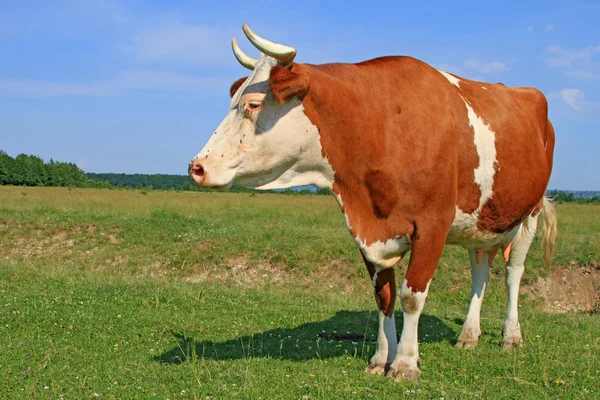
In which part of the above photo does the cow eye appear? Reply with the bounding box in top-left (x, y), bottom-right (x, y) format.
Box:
top-left (246, 100), bottom-right (263, 111)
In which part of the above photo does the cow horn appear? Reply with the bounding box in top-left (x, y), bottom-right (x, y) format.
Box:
top-left (242, 23), bottom-right (297, 65)
top-left (232, 38), bottom-right (258, 70)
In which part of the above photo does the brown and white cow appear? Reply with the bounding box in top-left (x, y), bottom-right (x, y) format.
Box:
top-left (189, 24), bottom-right (557, 380)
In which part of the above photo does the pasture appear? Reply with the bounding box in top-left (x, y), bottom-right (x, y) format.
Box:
top-left (0, 186), bottom-right (599, 399)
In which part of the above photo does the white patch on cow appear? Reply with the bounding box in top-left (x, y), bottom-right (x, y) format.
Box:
top-left (192, 55), bottom-right (335, 190)
top-left (481, 86), bottom-right (488, 90)
top-left (356, 236), bottom-right (411, 268)
top-left (459, 248), bottom-right (490, 341)
top-left (371, 313), bottom-right (397, 365)
top-left (438, 70), bottom-right (462, 88)
top-left (464, 99), bottom-right (497, 210)
top-left (503, 215), bottom-right (537, 341)
top-left (446, 95), bottom-right (500, 246)
top-left (252, 101), bottom-right (335, 190)
top-left (391, 279), bottom-right (431, 370)
top-left (447, 207), bottom-right (520, 247)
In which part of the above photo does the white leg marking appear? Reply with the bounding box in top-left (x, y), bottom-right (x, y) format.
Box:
top-left (503, 216), bottom-right (538, 347)
top-left (457, 248), bottom-right (490, 348)
top-left (370, 312), bottom-right (397, 368)
top-left (389, 279), bottom-right (430, 378)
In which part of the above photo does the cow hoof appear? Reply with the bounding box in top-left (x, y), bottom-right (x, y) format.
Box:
top-left (456, 338), bottom-right (479, 349)
top-left (456, 330), bottom-right (480, 349)
top-left (502, 336), bottom-right (523, 350)
top-left (363, 363), bottom-right (386, 375)
top-left (387, 362), bottom-right (421, 381)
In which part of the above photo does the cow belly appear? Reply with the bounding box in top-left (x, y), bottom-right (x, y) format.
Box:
top-left (446, 206), bottom-right (521, 248)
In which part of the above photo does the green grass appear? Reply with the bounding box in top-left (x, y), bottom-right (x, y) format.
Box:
top-left (0, 186), bottom-right (599, 399)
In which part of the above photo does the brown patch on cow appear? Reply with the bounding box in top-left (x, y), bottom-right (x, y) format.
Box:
top-left (365, 169), bottom-right (398, 219)
top-left (269, 65), bottom-right (310, 103)
top-left (361, 253), bottom-right (396, 317)
top-left (523, 262), bottom-right (600, 313)
top-left (401, 292), bottom-right (419, 314)
top-left (374, 268), bottom-right (396, 317)
top-left (230, 77), bottom-right (247, 98)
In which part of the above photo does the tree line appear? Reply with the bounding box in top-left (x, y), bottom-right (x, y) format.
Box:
top-left (547, 190), bottom-right (600, 204)
top-left (0, 151), bottom-right (331, 195)
top-left (0, 151), bottom-right (89, 187)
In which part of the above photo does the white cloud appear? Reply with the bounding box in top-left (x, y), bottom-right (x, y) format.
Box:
top-left (545, 44), bottom-right (600, 67)
top-left (463, 59), bottom-right (509, 74)
top-left (527, 26), bottom-right (534, 32)
top-left (545, 44), bottom-right (600, 80)
top-left (545, 24), bottom-right (556, 32)
top-left (0, 70), bottom-right (234, 98)
top-left (549, 88), bottom-right (585, 110)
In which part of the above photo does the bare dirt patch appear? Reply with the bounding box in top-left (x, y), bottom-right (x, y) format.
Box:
top-left (523, 262), bottom-right (600, 313)
top-left (1, 222), bottom-right (120, 260)
top-left (184, 255), bottom-right (361, 294)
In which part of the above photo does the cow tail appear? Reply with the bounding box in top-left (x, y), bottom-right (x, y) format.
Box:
top-left (539, 196), bottom-right (558, 268)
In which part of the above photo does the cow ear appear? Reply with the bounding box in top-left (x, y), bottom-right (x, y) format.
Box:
top-left (269, 65), bottom-right (310, 103)
top-left (230, 77), bottom-right (248, 98)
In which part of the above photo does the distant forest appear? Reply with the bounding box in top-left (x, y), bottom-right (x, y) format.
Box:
top-left (0, 151), bottom-right (89, 188)
top-left (0, 151), bottom-right (598, 202)
top-left (0, 151), bottom-right (329, 195)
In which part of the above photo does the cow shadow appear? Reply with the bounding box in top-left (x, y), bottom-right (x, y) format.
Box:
top-left (154, 310), bottom-right (456, 364)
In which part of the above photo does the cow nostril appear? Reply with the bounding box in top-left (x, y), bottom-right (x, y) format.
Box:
top-left (191, 163), bottom-right (204, 177)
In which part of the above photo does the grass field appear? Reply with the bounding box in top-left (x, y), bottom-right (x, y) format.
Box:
top-left (1, 186), bottom-right (599, 399)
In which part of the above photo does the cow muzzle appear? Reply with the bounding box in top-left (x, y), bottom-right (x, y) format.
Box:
top-left (188, 158), bottom-right (232, 190)
top-left (189, 158), bottom-right (206, 185)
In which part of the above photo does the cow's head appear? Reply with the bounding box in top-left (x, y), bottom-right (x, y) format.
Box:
top-left (189, 24), bottom-right (334, 190)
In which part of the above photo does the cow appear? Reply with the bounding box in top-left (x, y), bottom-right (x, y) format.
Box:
top-left (188, 24), bottom-right (557, 380)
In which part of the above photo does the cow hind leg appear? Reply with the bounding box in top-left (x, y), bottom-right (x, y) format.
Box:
top-left (362, 254), bottom-right (397, 374)
top-left (503, 214), bottom-right (538, 349)
top-left (456, 247), bottom-right (490, 349)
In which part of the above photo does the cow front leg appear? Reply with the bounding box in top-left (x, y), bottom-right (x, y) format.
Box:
top-left (388, 229), bottom-right (447, 381)
top-left (362, 253), bottom-right (397, 375)
top-left (456, 247), bottom-right (490, 349)
top-left (503, 215), bottom-right (538, 349)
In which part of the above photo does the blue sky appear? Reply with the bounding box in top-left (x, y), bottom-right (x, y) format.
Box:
top-left (1, 1), bottom-right (598, 190)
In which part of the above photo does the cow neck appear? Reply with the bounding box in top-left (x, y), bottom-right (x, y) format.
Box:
top-left (298, 62), bottom-right (413, 245)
